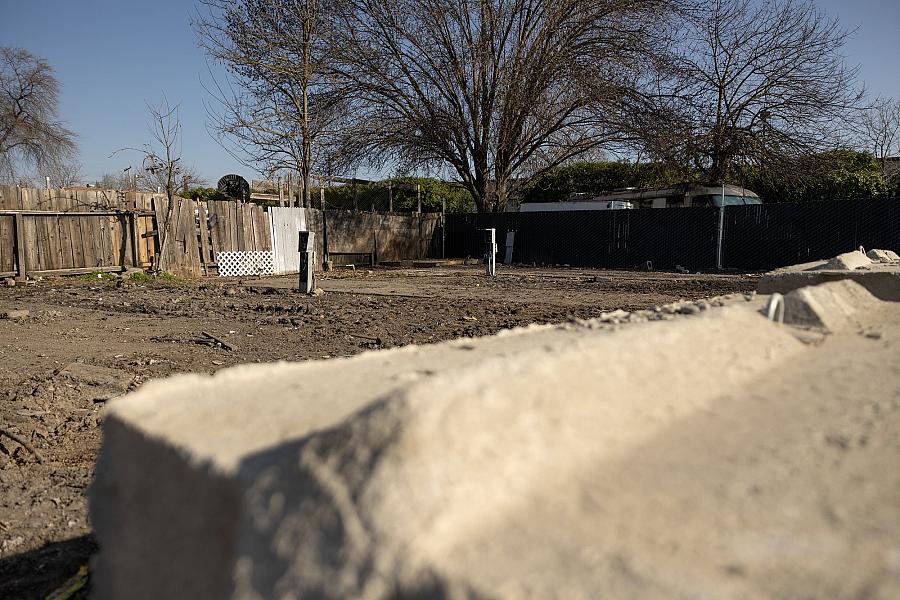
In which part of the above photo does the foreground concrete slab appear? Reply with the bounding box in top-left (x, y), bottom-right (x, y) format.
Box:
top-left (90, 288), bottom-right (900, 599)
top-left (759, 249), bottom-right (900, 301)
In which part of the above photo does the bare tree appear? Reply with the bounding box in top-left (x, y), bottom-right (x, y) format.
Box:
top-left (634, 0), bottom-right (863, 185)
top-left (142, 157), bottom-right (204, 197)
top-left (329, 0), bottom-right (674, 212)
top-left (113, 97), bottom-right (201, 271)
top-left (44, 158), bottom-right (84, 188)
top-left (95, 171), bottom-right (134, 190)
top-left (114, 96), bottom-right (198, 201)
top-left (0, 47), bottom-right (77, 183)
top-left (195, 0), bottom-right (344, 207)
top-left (858, 97), bottom-right (900, 188)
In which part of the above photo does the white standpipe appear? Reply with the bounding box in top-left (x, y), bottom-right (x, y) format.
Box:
top-left (484, 228), bottom-right (497, 277)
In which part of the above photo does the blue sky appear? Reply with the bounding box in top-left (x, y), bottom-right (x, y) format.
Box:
top-left (1, 0), bottom-right (899, 185)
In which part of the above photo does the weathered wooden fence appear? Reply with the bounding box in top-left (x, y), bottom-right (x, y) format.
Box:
top-left (324, 210), bottom-right (442, 266)
top-left (1, 186), bottom-right (441, 279)
top-left (0, 211), bottom-right (154, 278)
top-left (0, 185), bottom-right (159, 212)
top-left (0, 186), bottom-right (166, 278)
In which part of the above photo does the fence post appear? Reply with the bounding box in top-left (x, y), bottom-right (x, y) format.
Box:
top-left (13, 212), bottom-right (27, 282)
top-left (441, 198), bottom-right (446, 259)
top-left (388, 182), bottom-right (393, 213)
top-left (416, 184), bottom-right (422, 214)
top-left (129, 212), bottom-right (140, 269)
top-left (716, 205), bottom-right (725, 270)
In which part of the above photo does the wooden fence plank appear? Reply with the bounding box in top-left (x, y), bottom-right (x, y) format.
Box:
top-left (247, 205), bottom-right (257, 250)
top-left (234, 203), bottom-right (244, 250)
top-left (24, 213), bottom-right (42, 272)
top-left (95, 215), bottom-right (109, 268)
top-left (137, 215), bottom-right (152, 266)
top-left (49, 213), bottom-right (65, 269)
top-left (206, 201), bottom-right (219, 257)
top-left (198, 204), bottom-right (211, 274)
top-left (0, 186), bottom-right (12, 210)
top-left (72, 216), bottom-right (85, 270)
top-left (35, 213), bottom-right (50, 271)
top-left (57, 212), bottom-right (74, 269)
top-left (14, 213), bottom-right (26, 278)
top-left (65, 207), bottom-right (80, 266)
top-left (188, 199), bottom-right (202, 275)
top-left (0, 215), bottom-right (14, 273)
top-left (174, 198), bottom-right (201, 276)
top-left (170, 198), bottom-right (186, 273)
top-left (241, 204), bottom-right (252, 250)
top-left (113, 215), bottom-right (127, 268)
top-left (111, 215), bottom-right (122, 266)
top-left (79, 217), bottom-right (96, 267)
top-left (221, 201), bottom-right (232, 252)
top-left (225, 202), bottom-right (234, 251)
top-left (89, 215), bottom-right (103, 269)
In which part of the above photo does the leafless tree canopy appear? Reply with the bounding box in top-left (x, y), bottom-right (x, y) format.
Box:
top-left (858, 97), bottom-right (900, 186)
top-left (44, 157), bottom-right (84, 188)
top-left (114, 96), bottom-right (200, 200)
top-left (636, 0), bottom-right (863, 184)
top-left (194, 0), bottom-right (868, 211)
top-left (0, 47), bottom-right (77, 184)
top-left (329, 0), bottom-right (674, 211)
top-left (195, 0), bottom-right (345, 206)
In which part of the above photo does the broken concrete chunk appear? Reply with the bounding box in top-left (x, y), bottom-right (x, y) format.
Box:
top-left (866, 249), bottom-right (900, 263)
top-left (815, 251), bottom-right (872, 271)
top-left (782, 279), bottom-right (882, 333)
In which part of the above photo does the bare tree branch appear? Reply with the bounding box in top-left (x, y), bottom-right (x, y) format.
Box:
top-left (194, 0), bottom-right (346, 206)
top-left (857, 96), bottom-right (900, 187)
top-left (43, 157), bottom-right (84, 187)
top-left (111, 97), bottom-right (200, 271)
top-left (630, 0), bottom-right (864, 185)
top-left (0, 46), bottom-right (77, 184)
top-left (328, 0), bottom-right (677, 212)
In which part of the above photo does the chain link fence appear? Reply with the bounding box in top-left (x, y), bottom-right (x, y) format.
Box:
top-left (445, 198), bottom-right (900, 272)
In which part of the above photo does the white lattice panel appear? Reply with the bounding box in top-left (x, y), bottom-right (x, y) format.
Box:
top-left (216, 251), bottom-right (275, 277)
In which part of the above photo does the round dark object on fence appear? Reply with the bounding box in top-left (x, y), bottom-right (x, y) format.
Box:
top-left (217, 174), bottom-right (250, 201)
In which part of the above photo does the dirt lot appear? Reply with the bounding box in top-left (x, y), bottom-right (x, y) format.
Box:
top-left (0, 266), bottom-right (755, 599)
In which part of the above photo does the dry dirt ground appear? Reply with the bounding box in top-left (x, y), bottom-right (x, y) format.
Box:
top-left (0, 266), bottom-right (755, 599)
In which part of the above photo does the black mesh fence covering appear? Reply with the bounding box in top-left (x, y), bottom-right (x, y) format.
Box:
top-left (445, 198), bottom-right (900, 272)
top-left (723, 198), bottom-right (900, 270)
top-left (446, 208), bottom-right (719, 270)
